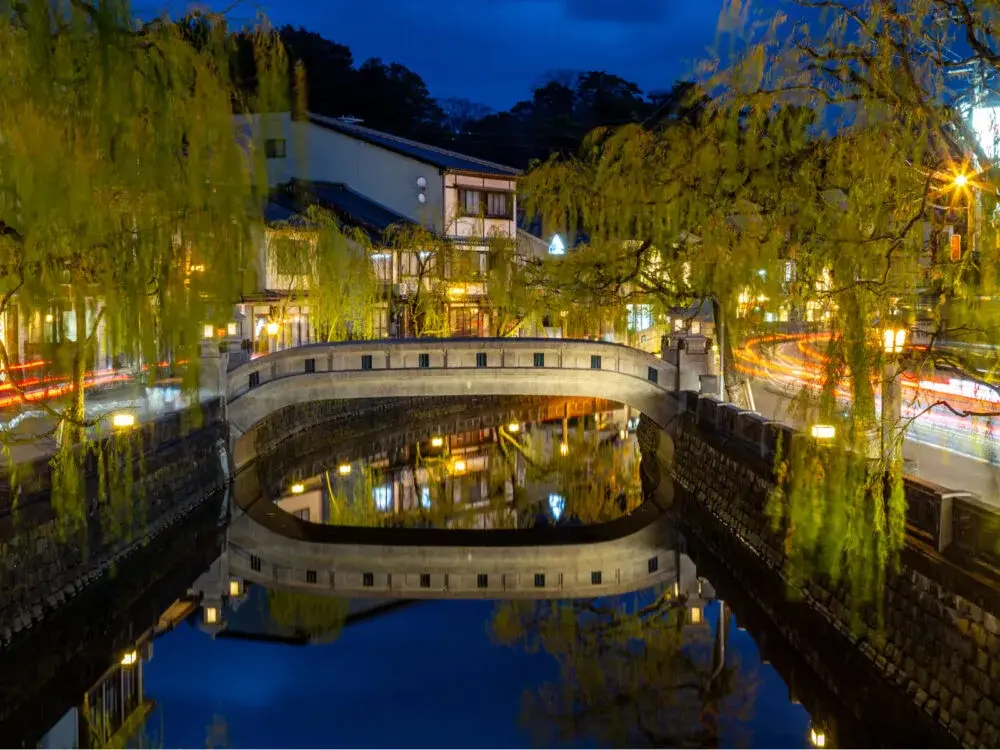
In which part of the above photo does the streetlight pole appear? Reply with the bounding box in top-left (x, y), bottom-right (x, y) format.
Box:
top-left (881, 327), bottom-right (907, 463)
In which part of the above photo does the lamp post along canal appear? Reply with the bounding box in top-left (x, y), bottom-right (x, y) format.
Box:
top-left (881, 327), bottom-right (907, 463)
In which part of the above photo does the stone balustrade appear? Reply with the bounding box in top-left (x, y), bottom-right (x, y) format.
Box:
top-left (225, 339), bottom-right (708, 457)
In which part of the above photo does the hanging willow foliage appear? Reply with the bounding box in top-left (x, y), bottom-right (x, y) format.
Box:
top-left (520, 0), bottom-right (1000, 604)
top-left (0, 0), bottom-right (290, 532)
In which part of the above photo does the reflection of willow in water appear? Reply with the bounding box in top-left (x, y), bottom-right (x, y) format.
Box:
top-left (490, 590), bottom-right (757, 747)
top-left (266, 589), bottom-right (351, 641)
top-left (317, 422), bottom-right (643, 529)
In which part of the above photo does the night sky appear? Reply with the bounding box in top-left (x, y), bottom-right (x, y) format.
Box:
top-left (147, 0), bottom-right (782, 109)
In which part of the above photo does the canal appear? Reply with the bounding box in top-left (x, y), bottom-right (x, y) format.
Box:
top-left (3, 396), bottom-right (868, 748)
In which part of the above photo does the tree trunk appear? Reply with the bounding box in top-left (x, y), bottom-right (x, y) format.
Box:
top-left (66, 291), bottom-right (88, 445)
top-left (712, 298), bottom-right (753, 409)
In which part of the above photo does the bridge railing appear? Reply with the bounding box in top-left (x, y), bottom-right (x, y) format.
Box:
top-left (226, 337), bottom-right (703, 402)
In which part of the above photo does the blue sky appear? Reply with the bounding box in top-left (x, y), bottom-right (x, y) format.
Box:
top-left (144, 0), bottom-right (770, 108)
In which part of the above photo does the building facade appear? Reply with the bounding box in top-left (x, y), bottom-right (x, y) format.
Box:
top-left (231, 112), bottom-right (557, 353)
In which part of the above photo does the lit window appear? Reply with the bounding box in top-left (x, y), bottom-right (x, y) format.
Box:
top-left (229, 579), bottom-right (241, 597)
top-left (373, 485), bottom-right (392, 512)
top-left (420, 486), bottom-right (431, 509)
top-left (459, 189), bottom-right (481, 215)
top-left (486, 192), bottom-right (510, 218)
top-left (626, 304), bottom-right (653, 332)
top-left (204, 606), bottom-right (218, 624)
top-left (690, 607), bottom-right (703, 624)
top-left (548, 493), bottom-right (565, 521)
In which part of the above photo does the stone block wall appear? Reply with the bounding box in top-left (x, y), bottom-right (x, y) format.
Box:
top-left (0, 400), bottom-right (229, 644)
top-left (673, 417), bottom-right (996, 747)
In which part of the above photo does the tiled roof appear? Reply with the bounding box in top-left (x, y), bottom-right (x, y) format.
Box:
top-left (308, 113), bottom-right (521, 178)
top-left (263, 200), bottom-right (312, 227)
top-left (302, 181), bottom-right (416, 236)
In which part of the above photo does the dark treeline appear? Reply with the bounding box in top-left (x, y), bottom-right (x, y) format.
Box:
top-left (192, 16), bottom-right (707, 169)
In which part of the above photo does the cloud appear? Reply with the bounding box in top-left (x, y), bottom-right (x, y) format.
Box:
top-left (563, 0), bottom-right (669, 23)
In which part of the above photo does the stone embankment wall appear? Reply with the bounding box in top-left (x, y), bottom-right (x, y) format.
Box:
top-left (0, 399), bottom-right (230, 646)
top-left (0, 494), bottom-right (226, 748)
top-left (673, 393), bottom-right (1000, 748)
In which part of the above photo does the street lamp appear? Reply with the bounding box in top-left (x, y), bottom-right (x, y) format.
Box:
top-left (881, 326), bottom-right (907, 462)
top-left (953, 172), bottom-right (969, 188)
top-left (810, 424), bottom-right (836, 441)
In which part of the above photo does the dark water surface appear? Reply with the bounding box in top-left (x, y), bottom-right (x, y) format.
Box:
top-left (12, 397), bottom-right (851, 749)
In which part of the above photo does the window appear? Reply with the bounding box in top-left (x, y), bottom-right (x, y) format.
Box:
top-left (265, 138), bottom-right (286, 158)
top-left (304, 358), bottom-right (315, 373)
top-left (449, 306), bottom-right (481, 337)
top-left (533, 352), bottom-right (545, 367)
top-left (486, 192), bottom-right (511, 218)
top-left (373, 485), bottom-right (392, 512)
top-left (418, 353), bottom-right (430, 368)
top-left (249, 371), bottom-right (260, 389)
top-left (250, 554), bottom-right (261, 572)
top-left (534, 573), bottom-right (546, 588)
top-left (648, 367), bottom-right (659, 384)
top-left (648, 556), bottom-right (659, 574)
top-left (477, 573), bottom-right (488, 589)
top-left (459, 189), bottom-right (481, 215)
top-left (361, 354), bottom-right (373, 370)
top-left (306, 570), bottom-right (317, 584)
top-left (363, 572), bottom-right (374, 587)
top-left (591, 355), bottom-right (602, 370)
top-left (371, 252), bottom-right (393, 282)
top-left (591, 571), bottom-right (602, 585)
top-left (627, 303), bottom-right (654, 332)
top-left (420, 573), bottom-right (431, 589)
top-left (476, 352), bottom-right (487, 368)
top-left (293, 508), bottom-right (310, 521)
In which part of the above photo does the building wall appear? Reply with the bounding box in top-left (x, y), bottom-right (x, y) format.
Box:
top-left (300, 122), bottom-right (446, 231)
top-left (443, 173), bottom-right (517, 242)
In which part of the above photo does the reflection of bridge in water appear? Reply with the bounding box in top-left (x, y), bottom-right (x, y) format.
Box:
top-left (218, 397), bottom-right (684, 603)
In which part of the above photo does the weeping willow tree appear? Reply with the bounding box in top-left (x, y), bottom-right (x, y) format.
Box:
top-left (491, 589), bottom-right (755, 747)
top-left (521, 0), bottom-right (1000, 605)
top-left (266, 587), bottom-right (350, 641)
top-left (266, 207), bottom-right (380, 341)
top-left (0, 1), bottom-right (289, 528)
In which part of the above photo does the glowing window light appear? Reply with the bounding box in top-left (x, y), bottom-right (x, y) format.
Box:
top-left (810, 728), bottom-right (827, 748)
top-left (420, 486), bottom-right (431, 509)
top-left (266, 321), bottom-right (279, 336)
top-left (507, 422), bottom-right (520, 433)
top-left (338, 464), bottom-right (352, 476)
top-left (559, 442), bottom-right (569, 457)
top-left (453, 459), bottom-right (467, 474)
top-left (373, 485), bottom-right (392, 512)
top-left (227, 322), bottom-right (238, 336)
top-left (204, 606), bottom-right (218, 624)
top-left (203, 324), bottom-right (214, 338)
top-left (120, 650), bottom-right (138, 667)
top-left (290, 483), bottom-right (305, 494)
top-left (229, 579), bottom-right (241, 597)
top-left (430, 436), bottom-right (444, 448)
top-left (548, 493), bottom-right (565, 521)
top-left (690, 607), bottom-right (703, 624)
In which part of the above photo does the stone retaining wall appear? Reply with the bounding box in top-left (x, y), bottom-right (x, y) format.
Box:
top-left (674, 413), bottom-right (1000, 748)
top-left (0, 400), bottom-right (229, 644)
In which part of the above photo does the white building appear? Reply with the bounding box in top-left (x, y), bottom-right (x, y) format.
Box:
top-left (232, 112), bottom-right (554, 350)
